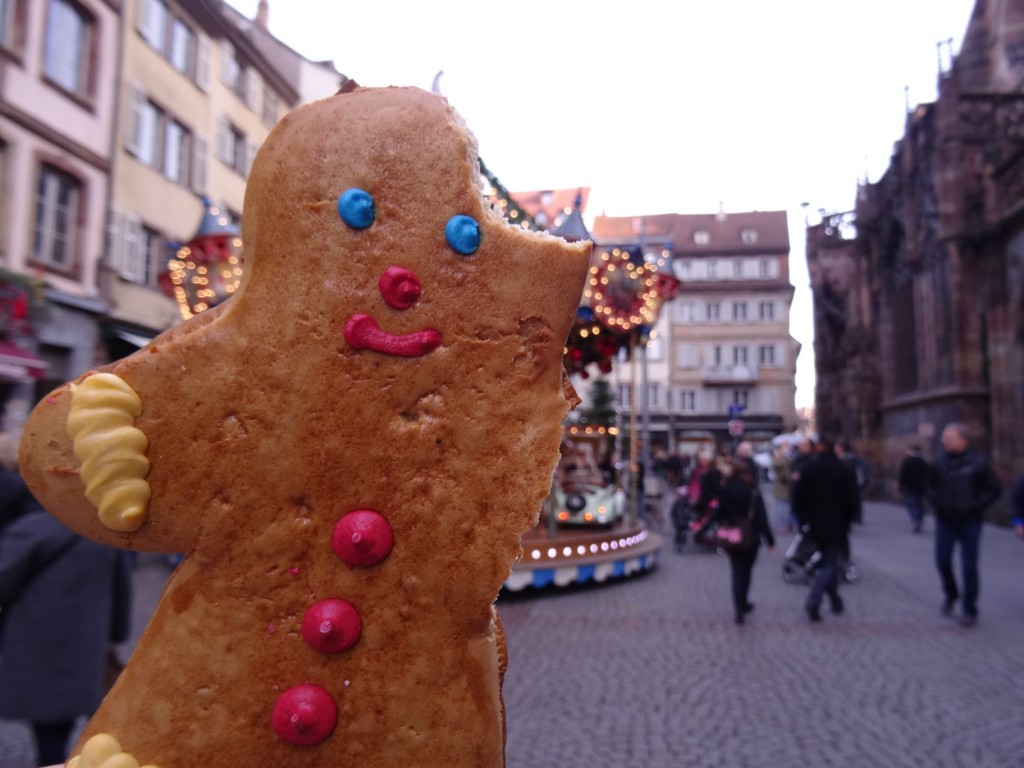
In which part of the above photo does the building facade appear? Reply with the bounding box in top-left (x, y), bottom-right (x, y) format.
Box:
top-left (103, 0), bottom-right (343, 356)
top-left (592, 209), bottom-right (799, 454)
top-left (0, 0), bottom-right (121, 428)
top-left (807, 0), bottom-right (1024, 503)
top-left (0, 0), bottom-right (344, 430)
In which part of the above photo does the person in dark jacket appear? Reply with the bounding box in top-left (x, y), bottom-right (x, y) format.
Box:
top-left (788, 436), bottom-right (817, 527)
top-left (791, 436), bottom-right (859, 622)
top-left (713, 457), bottom-right (775, 625)
top-left (0, 436), bottom-right (132, 766)
top-left (924, 423), bottom-right (1001, 627)
top-left (897, 445), bottom-right (930, 533)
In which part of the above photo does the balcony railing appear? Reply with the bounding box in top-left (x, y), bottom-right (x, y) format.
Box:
top-left (700, 364), bottom-right (759, 384)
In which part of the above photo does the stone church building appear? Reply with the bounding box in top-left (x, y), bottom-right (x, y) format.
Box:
top-left (807, 0), bottom-right (1024, 511)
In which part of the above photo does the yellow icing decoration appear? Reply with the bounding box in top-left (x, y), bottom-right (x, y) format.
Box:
top-left (67, 373), bottom-right (152, 532)
top-left (66, 733), bottom-right (161, 768)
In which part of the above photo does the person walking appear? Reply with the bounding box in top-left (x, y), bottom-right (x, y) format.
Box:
top-left (713, 457), bottom-right (774, 625)
top-left (0, 436), bottom-right (132, 767)
top-left (788, 436), bottom-right (816, 529)
top-left (770, 446), bottom-right (794, 533)
top-left (924, 422), bottom-right (1001, 627)
top-left (791, 436), bottom-right (859, 622)
top-left (897, 445), bottom-right (930, 533)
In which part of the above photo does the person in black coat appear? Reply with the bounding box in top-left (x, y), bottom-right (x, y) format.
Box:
top-left (713, 457), bottom-right (774, 625)
top-left (791, 435), bottom-right (859, 622)
top-left (923, 422), bottom-right (1001, 627)
top-left (897, 445), bottom-right (930, 533)
top-left (0, 436), bottom-right (132, 766)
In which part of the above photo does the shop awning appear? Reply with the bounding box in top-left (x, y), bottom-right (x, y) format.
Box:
top-left (112, 329), bottom-right (157, 349)
top-left (0, 340), bottom-right (48, 382)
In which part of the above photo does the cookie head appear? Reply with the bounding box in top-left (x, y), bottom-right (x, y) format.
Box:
top-left (238, 86), bottom-right (587, 366)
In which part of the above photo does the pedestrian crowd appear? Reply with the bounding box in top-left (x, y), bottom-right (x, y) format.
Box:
top-left (651, 421), bottom-right (1020, 629)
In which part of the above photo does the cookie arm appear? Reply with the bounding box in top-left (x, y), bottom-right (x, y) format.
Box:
top-left (18, 305), bottom-right (226, 551)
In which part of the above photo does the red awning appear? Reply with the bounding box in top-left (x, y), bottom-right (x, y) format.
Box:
top-left (0, 340), bottom-right (48, 382)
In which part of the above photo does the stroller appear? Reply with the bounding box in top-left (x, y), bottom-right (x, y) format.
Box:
top-left (670, 491), bottom-right (719, 552)
top-left (782, 530), bottom-right (861, 584)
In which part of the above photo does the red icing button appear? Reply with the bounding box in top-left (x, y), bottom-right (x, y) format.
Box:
top-left (343, 313), bottom-right (441, 357)
top-left (332, 509), bottom-right (393, 568)
top-left (301, 599), bottom-right (362, 653)
top-left (271, 684), bottom-right (337, 746)
top-left (378, 265), bottom-right (421, 309)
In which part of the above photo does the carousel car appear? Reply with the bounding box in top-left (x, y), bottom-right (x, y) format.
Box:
top-left (552, 477), bottom-right (627, 526)
top-left (550, 436), bottom-right (626, 527)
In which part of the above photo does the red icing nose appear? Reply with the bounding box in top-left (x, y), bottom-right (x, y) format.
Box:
top-left (378, 266), bottom-right (421, 309)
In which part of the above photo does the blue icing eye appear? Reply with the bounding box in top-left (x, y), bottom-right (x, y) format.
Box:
top-left (337, 188), bottom-right (375, 230)
top-left (445, 215), bottom-right (480, 255)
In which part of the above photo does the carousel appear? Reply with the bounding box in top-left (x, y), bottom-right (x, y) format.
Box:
top-left (494, 188), bottom-right (679, 592)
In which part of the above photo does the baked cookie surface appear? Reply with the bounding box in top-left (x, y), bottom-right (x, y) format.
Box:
top-left (19, 87), bottom-right (589, 768)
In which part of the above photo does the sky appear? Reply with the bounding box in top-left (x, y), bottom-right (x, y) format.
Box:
top-left (226, 0), bottom-right (979, 409)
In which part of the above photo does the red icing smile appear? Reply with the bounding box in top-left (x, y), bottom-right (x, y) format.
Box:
top-left (344, 313), bottom-right (441, 357)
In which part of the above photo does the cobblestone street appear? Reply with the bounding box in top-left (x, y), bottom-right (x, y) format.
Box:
top-left (499, 499), bottom-right (1024, 768)
top-left (2, 499), bottom-right (1022, 767)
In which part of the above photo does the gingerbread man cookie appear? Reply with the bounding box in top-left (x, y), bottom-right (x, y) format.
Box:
top-left (19, 86), bottom-right (590, 768)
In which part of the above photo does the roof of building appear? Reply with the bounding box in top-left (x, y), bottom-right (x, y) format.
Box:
top-left (218, 0), bottom-right (347, 97)
top-left (510, 188), bottom-right (590, 232)
top-left (591, 209), bottom-right (790, 254)
top-left (547, 207), bottom-right (591, 243)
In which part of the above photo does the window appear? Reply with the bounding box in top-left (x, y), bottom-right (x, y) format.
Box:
top-left (133, 96), bottom-right (160, 166)
top-left (741, 228), bottom-right (758, 244)
top-left (0, 0), bottom-right (11, 47)
top-left (759, 259), bottom-right (771, 278)
top-left (169, 18), bottom-right (193, 75)
top-left (759, 344), bottom-right (776, 366)
top-left (706, 302), bottom-right (720, 321)
top-left (139, 3), bottom-right (206, 87)
top-left (647, 384), bottom-right (659, 409)
top-left (732, 259), bottom-right (743, 278)
top-left (672, 300), bottom-right (695, 323)
top-left (706, 260), bottom-right (717, 279)
top-left (221, 40), bottom-right (250, 101)
top-left (678, 390), bottom-right (695, 411)
top-left (732, 301), bottom-right (747, 321)
top-left (44, 0), bottom-right (93, 99)
top-left (33, 164), bottom-right (81, 270)
top-left (120, 215), bottom-right (165, 286)
top-left (693, 229), bottom-right (710, 245)
top-left (262, 85), bottom-right (278, 129)
top-left (675, 343), bottom-right (697, 369)
top-left (140, 226), bottom-right (163, 286)
top-left (163, 119), bottom-right (188, 183)
top-left (139, 0), bottom-right (167, 53)
top-left (758, 300), bottom-right (775, 321)
top-left (712, 345), bottom-right (723, 365)
top-left (732, 390), bottom-right (749, 408)
top-left (217, 117), bottom-right (255, 176)
top-left (127, 86), bottom-right (195, 186)
top-left (1, 0), bottom-right (25, 54)
top-left (733, 345), bottom-right (749, 365)
top-left (217, 118), bottom-right (252, 175)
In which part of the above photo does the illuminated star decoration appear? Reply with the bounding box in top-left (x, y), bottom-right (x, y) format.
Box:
top-left (564, 246), bottom-right (680, 378)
